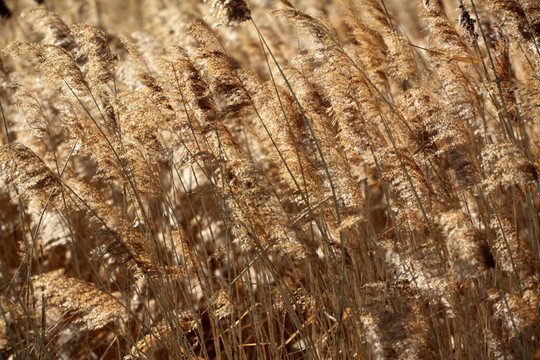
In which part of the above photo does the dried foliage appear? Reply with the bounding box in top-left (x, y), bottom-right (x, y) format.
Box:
top-left (205, 0), bottom-right (251, 26)
top-left (70, 24), bottom-right (117, 90)
top-left (438, 210), bottom-right (493, 279)
top-left (33, 271), bottom-right (124, 331)
top-left (21, 8), bottom-right (76, 51)
top-left (4, 41), bottom-right (90, 97)
top-left (0, 0), bottom-right (538, 359)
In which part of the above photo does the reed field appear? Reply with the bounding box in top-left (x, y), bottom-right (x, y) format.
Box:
top-left (0, 0), bottom-right (539, 358)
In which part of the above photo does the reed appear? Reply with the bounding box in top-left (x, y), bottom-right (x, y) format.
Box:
top-left (0, 0), bottom-right (538, 358)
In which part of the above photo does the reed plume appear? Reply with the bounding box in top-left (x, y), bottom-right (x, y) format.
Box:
top-left (1, 0), bottom-right (538, 358)
top-left (33, 270), bottom-right (124, 331)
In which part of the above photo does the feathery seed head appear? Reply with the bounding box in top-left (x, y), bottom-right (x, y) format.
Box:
top-left (205, 0), bottom-right (251, 26)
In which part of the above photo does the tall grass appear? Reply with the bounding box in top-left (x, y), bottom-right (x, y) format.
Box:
top-left (0, 0), bottom-right (538, 358)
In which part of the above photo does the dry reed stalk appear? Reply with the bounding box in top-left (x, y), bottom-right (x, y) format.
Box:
top-left (489, 216), bottom-right (536, 282)
top-left (1, 0), bottom-right (539, 358)
top-left (0, 143), bottom-right (158, 276)
top-left (283, 68), bottom-right (364, 215)
top-left (167, 42), bottom-right (306, 256)
top-left (239, 70), bottom-right (325, 201)
top-left (126, 310), bottom-right (196, 359)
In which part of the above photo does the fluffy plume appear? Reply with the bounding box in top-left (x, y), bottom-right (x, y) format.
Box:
top-left (385, 241), bottom-right (458, 317)
top-left (1, 1), bottom-right (539, 358)
top-left (70, 24), bottom-right (117, 89)
top-left (360, 298), bottom-right (435, 359)
top-left (211, 289), bottom-right (234, 319)
top-left (272, 0), bottom-right (339, 46)
top-left (4, 41), bottom-right (90, 97)
top-left (457, 1), bottom-right (478, 44)
top-left (274, 288), bottom-right (316, 315)
top-left (33, 271), bottom-right (124, 331)
top-left (240, 70), bottom-right (326, 201)
top-left (490, 25), bottom-right (518, 122)
top-left (375, 146), bottom-right (437, 218)
top-left (420, 0), bottom-right (468, 55)
top-left (438, 210), bottom-right (493, 278)
top-left (218, 125), bottom-right (306, 256)
top-left (484, 0), bottom-right (540, 51)
top-left (446, 147), bottom-right (481, 190)
top-left (0, 143), bottom-right (158, 275)
top-left (489, 216), bottom-right (536, 281)
top-left (0, 143), bottom-right (63, 212)
top-left (315, 49), bottom-right (373, 162)
top-left (22, 8), bottom-right (76, 51)
top-left (488, 287), bottom-right (540, 342)
top-left (160, 44), bottom-right (219, 165)
top-left (387, 31), bottom-right (419, 82)
top-left (165, 228), bottom-right (199, 275)
top-left (284, 68), bottom-right (365, 214)
top-left (346, 12), bottom-right (389, 92)
top-left (165, 43), bottom-right (305, 256)
top-left (205, 0), bottom-right (251, 26)
top-left (63, 176), bottom-right (159, 275)
top-left (56, 99), bottom-right (123, 182)
top-left (10, 84), bottom-right (50, 138)
top-left (482, 141), bottom-right (538, 192)
top-left (189, 22), bottom-right (251, 119)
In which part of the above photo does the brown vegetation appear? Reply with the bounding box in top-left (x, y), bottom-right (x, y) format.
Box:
top-left (0, 0), bottom-right (538, 358)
